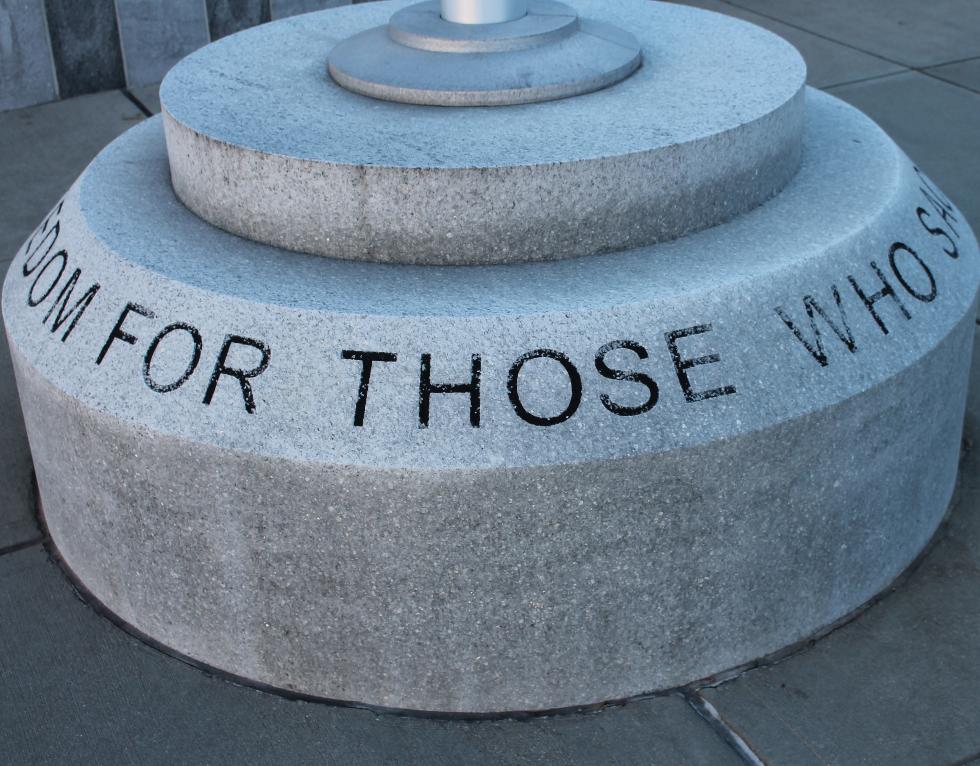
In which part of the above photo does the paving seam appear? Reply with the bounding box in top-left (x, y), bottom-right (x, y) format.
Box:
top-left (121, 88), bottom-right (153, 118)
top-left (820, 70), bottom-right (912, 91)
top-left (919, 70), bottom-right (980, 97)
top-left (0, 471), bottom-right (44, 557)
top-left (0, 537), bottom-right (46, 557)
top-left (684, 691), bottom-right (770, 765)
top-left (924, 54), bottom-right (980, 69)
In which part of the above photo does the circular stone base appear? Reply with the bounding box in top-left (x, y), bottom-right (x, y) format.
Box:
top-left (4, 90), bottom-right (978, 713)
top-left (161, 0), bottom-right (806, 265)
top-left (327, 1), bottom-right (643, 106)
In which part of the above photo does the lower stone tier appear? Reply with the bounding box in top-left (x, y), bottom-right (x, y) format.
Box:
top-left (3, 89), bottom-right (979, 712)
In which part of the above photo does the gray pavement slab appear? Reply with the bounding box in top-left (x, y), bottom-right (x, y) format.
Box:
top-left (926, 57), bottom-right (980, 94)
top-left (699, 325), bottom-right (980, 766)
top-left (670, 0), bottom-right (905, 88)
top-left (0, 90), bottom-right (144, 263)
top-left (829, 71), bottom-right (980, 235)
top-left (0, 546), bottom-right (743, 766)
top-left (725, 0), bottom-right (980, 69)
top-left (0, 319), bottom-right (38, 551)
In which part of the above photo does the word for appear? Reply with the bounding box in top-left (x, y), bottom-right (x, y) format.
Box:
top-left (97, 303), bottom-right (270, 414)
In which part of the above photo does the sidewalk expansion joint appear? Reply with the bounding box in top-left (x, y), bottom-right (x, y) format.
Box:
top-left (823, 71), bottom-right (912, 92)
top-left (920, 70), bottom-right (980, 97)
top-left (684, 690), bottom-right (769, 766)
top-left (122, 89), bottom-right (153, 118)
top-left (0, 536), bottom-right (47, 557)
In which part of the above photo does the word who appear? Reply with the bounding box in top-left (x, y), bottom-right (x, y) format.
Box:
top-left (776, 167), bottom-right (962, 367)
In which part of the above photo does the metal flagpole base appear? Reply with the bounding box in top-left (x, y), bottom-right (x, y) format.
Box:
top-left (327, 0), bottom-right (642, 106)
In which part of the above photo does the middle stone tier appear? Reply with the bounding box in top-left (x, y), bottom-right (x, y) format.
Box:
top-left (160, 0), bottom-right (806, 265)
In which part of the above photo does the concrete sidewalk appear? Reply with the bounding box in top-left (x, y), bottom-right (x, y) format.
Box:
top-left (2, 1), bottom-right (979, 762)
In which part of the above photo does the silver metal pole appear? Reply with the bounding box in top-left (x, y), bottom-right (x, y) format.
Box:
top-left (440, 0), bottom-right (528, 24)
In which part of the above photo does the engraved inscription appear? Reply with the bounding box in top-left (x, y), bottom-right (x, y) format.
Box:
top-left (14, 163), bottom-right (967, 429)
top-left (19, 200), bottom-right (101, 343)
top-left (775, 166), bottom-right (963, 367)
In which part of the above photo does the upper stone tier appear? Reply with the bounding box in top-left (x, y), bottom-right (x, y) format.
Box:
top-left (160, 0), bottom-right (806, 266)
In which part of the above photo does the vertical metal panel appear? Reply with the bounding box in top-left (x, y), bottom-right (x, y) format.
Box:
top-left (269, 0), bottom-right (351, 20)
top-left (206, 0), bottom-right (270, 40)
top-left (116, 0), bottom-right (209, 88)
top-left (44, 0), bottom-right (124, 98)
top-left (0, 0), bottom-right (58, 109)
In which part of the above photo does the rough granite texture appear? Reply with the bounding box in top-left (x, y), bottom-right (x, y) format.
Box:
top-left (4, 88), bottom-right (979, 712)
top-left (160, 0), bottom-right (806, 264)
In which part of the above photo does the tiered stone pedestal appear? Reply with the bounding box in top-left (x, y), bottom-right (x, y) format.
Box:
top-left (3, 0), bottom-right (978, 715)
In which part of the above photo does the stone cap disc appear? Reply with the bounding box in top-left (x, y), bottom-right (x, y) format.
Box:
top-left (327, 0), bottom-right (643, 106)
top-left (161, 0), bottom-right (806, 265)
